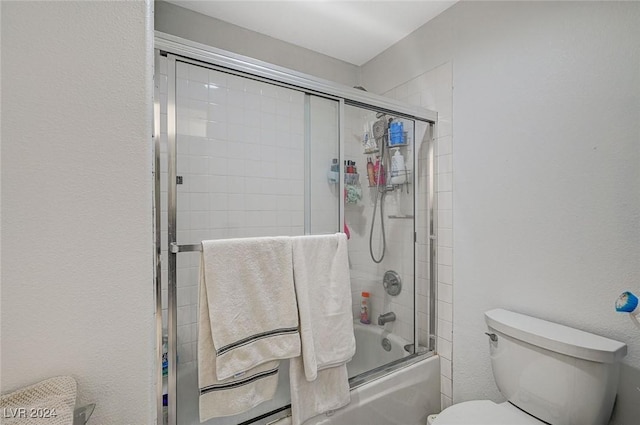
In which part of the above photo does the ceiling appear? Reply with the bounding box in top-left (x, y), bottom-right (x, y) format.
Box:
top-left (166, 1), bottom-right (457, 66)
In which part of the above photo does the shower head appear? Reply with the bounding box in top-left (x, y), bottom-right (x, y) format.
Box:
top-left (372, 119), bottom-right (387, 139)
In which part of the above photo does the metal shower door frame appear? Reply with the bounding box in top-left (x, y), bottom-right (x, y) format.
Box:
top-left (154, 32), bottom-right (438, 425)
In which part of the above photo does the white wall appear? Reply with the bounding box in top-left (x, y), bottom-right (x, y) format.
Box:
top-left (1, 1), bottom-right (155, 423)
top-left (154, 0), bottom-right (360, 88)
top-left (361, 1), bottom-right (640, 422)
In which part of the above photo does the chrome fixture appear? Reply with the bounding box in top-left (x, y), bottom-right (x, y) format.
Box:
top-left (378, 312), bottom-right (396, 326)
top-left (381, 338), bottom-right (392, 352)
top-left (484, 332), bottom-right (498, 342)
top-left (383, 270), bottom-right (402, 296)
top-left (403, 343), bottom-right (428, 354)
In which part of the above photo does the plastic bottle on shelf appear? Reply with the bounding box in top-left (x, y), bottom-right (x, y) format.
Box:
top-left (363, 122), bottom-right (378, 152)
top-left (162, 335), bottom-right (168, 377)
top-left (328, 158), bottom-right (339, 184)
top-left (163, 394), bottom-right (168, 424)
top-left (360, 291), bottom-right (371, 324)
top-left (389, 121), bottom-right (405, 146)
top-left (374, 156), bottom-right (385, 186)
top-left (390, 148), bottom-right (407, 185)
top-left (363, 123), bottom-right (371, 149)
top-left (367, 157), bottom-right (375, 186)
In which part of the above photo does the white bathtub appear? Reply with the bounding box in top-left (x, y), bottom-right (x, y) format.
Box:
top-left (304, 323), bottom-right (441, 425)
top-left (347, 321), bottom-right (410, 377)
top-left (177, 323), bottom-right (441, 425)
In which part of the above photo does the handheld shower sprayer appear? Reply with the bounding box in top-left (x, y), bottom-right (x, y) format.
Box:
top-left (615, 291), bottom-right (640, 330)
top-left (369, 115), bottom-right (391, 264)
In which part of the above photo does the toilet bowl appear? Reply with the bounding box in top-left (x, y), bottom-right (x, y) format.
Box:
top-left (432, 400), bottom-right (543, 425)
top-left (433, 309), bottom-right (627, 425)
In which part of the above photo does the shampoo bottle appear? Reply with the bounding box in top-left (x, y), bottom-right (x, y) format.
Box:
top-left (390, 148), bottom-right (407, 185)
top-left (374, 156), bottom-right (385, 185)
top-left (367, 157), bottom-right (375, 186)
top-left (360, 291), bottom-right (371, 324)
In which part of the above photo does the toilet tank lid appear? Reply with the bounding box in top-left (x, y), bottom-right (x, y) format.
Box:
top-left (485, 309), bottom-right (627, 363)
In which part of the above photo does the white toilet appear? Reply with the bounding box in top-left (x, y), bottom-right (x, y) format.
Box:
top-left (433, 308), bottom-right (627, 425)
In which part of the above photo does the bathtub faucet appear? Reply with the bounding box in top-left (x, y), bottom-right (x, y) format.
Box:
top-left (378, 312), bottom-right (396, 326)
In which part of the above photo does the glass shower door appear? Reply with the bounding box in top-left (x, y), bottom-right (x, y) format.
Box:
top-left (172, 58), bottom-right (306, 425)
top-left (165, 56), bottom-right (342, 425)
top-left (343, 104), bottom-right (419, 379)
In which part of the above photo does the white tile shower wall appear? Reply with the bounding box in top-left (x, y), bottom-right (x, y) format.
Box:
top-left (415, 122), bottom-right (433, 348)
top-left (383, 62), bottom-right (454, 409)
top-left (344, 106), bottom-right (416, 344)
top-left (160, 59), bottom-right (307, 365)
top-left (309, 96), bottom-right (340, 234)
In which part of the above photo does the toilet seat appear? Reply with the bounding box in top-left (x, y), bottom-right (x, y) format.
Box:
top-left (432, 400), bottom-right (545, 425)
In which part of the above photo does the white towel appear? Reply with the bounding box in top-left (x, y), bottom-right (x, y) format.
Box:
top-left (288, 233), bottom-right (354, 424)
top-left (198, 237), bottom-right (301, 421)
top-left (292, 233), bottom-right (355, 381)
top-left (198, 267), bottom-right (281, 421)
top-left (201, 237), bottom-right (301, 380)
top-left (289, 359), bottom-right (350, 425)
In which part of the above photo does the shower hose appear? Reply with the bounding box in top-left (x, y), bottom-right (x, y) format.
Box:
top-left (369, 137), bottom-right (387, 264)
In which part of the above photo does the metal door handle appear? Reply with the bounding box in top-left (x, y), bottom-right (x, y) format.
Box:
top-left (485, 332), bottom-right (498, 342)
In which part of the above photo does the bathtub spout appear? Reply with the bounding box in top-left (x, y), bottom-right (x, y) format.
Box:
top-left (378, 312), bottom-right (396, 325)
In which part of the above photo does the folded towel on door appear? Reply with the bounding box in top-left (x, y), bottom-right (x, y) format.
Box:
top-left (291, 233), bottom-right (355, 381)
top-left (201, 237), bottom-right (301, 381)
top-left (198, 266), bottom-right (281, 420)
top-left (289, 358), bottom-right (350, 425)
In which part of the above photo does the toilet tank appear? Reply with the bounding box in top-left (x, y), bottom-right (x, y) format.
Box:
top-left (485, 309), bottom-right (627, 425)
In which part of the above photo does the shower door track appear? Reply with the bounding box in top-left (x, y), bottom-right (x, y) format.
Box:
top-left (155, 32), bottom-right (438, 425)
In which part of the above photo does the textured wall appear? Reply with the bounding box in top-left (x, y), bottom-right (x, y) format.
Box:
top-left (361, 1), bottom-right (640, 422)
top-left (154, 0), bottom-right (360, 88)
top-left (1, 1), bottom-right (155, 423)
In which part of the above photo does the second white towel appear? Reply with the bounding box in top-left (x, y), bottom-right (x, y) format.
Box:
top-left (289, 358), bottom-right (350, 425)
top-left (292, 233), bottom-right (355, 381)
top-left (289, 233), bottom-right (355, 424)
